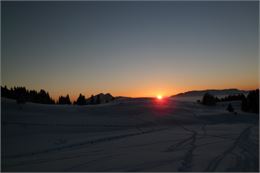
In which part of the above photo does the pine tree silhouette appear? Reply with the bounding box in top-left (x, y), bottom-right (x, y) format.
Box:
top-left (75, 94), bottom-right (86, 105)
top-left (202, 93), bottom-right (217, 106)
top-left (226, 103), bottom-right (234, 112)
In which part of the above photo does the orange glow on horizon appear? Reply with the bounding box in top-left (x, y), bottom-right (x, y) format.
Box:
top-left (3, 82), bottom-right (258, 102)
top-left (49, 84), bottom-right (259, 102)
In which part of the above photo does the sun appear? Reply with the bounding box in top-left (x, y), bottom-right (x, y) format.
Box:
top-left (157, 95), bottom-right (163, 100)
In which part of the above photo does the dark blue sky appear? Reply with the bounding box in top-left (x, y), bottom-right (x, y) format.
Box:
top-left (2, 1), bottom-right (259, 99)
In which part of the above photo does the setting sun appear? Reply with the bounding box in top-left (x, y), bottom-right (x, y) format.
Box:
top-left (157, 95), bottom-right (163, 100)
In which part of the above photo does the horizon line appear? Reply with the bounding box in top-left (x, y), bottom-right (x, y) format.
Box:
top-left (1, 85), bottom-right (259, 102)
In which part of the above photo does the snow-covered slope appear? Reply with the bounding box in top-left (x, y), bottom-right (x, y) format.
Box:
top-left (1, 98), bottom-right (258, 171)
top-left (171, 89), bottom-right (248, 102)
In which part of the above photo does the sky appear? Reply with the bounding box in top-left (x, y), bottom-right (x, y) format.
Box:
top-left (2, 1), bottom-right (259, 101)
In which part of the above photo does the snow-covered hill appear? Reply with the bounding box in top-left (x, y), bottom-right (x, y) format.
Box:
top-left (1, 97), bottom-right (258, 171)
top-left (172, 88), bottom-right (248, 98)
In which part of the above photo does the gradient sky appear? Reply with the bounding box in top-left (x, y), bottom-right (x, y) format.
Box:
top-left (2, 1), bottom-right (259, 100)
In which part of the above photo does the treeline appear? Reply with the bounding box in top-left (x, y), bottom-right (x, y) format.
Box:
top-left (218, 94), bottom-right (246, 102)
top-left (1, 86), bottom-right (55, 104)
top-left (57, 93), bottom-right (115, 105)
top-left (241, 89), bottom-right (259, 113)
top-left (198, 89), bottom-right (259, 113)
top-left (1, 86), bottom-right (115, 105)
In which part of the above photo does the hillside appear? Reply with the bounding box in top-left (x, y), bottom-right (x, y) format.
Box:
top-left (172, 89), bottom-right (248, 98)
top-left (1, 97), bottom-right (258, 171)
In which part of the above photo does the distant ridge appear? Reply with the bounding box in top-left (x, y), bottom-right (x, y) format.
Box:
top-left (86, 93), bottom-right (114, 104)
top-left (172, 88), bottom-right (249, 97)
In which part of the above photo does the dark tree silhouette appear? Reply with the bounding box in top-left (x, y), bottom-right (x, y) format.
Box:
top-left (89, 95), bottom-right (95, 105)
top-left (58, 96), bottom-right (65, 104)
top-left (1, 86), bottom-right (55, 105)
top-left (96, 94), bottom-right (101, 104)
top-left (1, 86), bottom-right (10, 98)
top-left (29, 90), bottom-right (39, 103)
top-left (66, 95), bottom-right (71, 105)
top-left (86, 93), bottom-right (114, 105)
top-left (226, 103), bottom-right (234, 112)
top-left (75, 94), bottom-right (86, 105)
top-left (1, 86), bottom-right (15, 99)
top-left (2, 85), bottom-right (115, 106)
top-left (58, 95), bottom-right (71, 105)
top-left (13, 87), bottom-right (27, 104)
top-left (38, 89), bottom-right (55, 104)
top-left (202, 93), bottom-right (217, 106)
top-left (241, 89), bottom-right (259, 113)
top-left (219, 94), bottom-right (246, 102)
top-left (241, 94), bottom-right (248, 112)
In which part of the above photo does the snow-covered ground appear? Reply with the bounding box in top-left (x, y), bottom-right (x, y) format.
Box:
top-left (1, 97), bottom-right (259, 171)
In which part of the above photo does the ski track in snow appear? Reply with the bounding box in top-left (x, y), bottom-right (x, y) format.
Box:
top-left (205, 125), bottom-right (258, 171)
